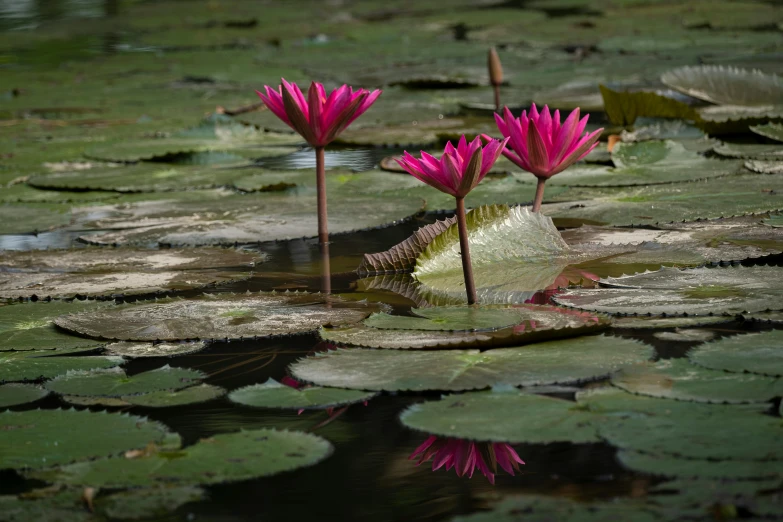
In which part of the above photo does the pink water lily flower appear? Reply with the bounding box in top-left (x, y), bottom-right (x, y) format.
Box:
top-left (256, 80), bottom-right (381, 148)
top-left (396, 135), bottom-right (508, 198)
top-left (489, 104), bottom-right (602, 212)
top-left (410, 436), bottom-right (525, 484)
top-left (255, 79), bottom-right (381, 247)
top-left (395, 135), bottom-right (509, 305)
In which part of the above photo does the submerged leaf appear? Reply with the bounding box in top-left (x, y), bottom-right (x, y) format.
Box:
top-left (95, 486), bottom-right (207, 521)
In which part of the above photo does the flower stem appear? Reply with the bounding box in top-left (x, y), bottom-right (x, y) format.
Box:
top-left (493, 84), bottom-right (501, 113)
top-left (455, 197), bottom-right (478, 305)
top-left (320, 241), bottom-right (331, 295)
top-left (532, 178), bottom-right (546, 213)
top-left (315, 146), bottom-right (329, 244)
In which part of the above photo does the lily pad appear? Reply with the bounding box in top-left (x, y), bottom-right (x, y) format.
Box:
top-left (554, 266), bottom-right (783, 315)
top-left (612, 315), bottom-right (735, 330)
top-left (95, 486), bottom-right (207, 521)
top-left (0, 489), bottom-right (93, 522)
top-left (61, 395), bottom-right (131, 407)
top-left (363, 307), bottom-right (526, 332)
top-left (745, 160), bottom-right (783, 174)
top-left (290, 335), bottom-right (653, 391)
top-left (0, 203), bottom-right (72, 235)
top-left (611, 358), bottom-right (783, 404)
top-left (0, 301), bottom-right (110, 352)
top-left (0, 408), bottom-right (171, 470)
top-left (320, 305), bottom-right (609, 350)
top-left (28, 428), bottom-right (333, 487)
top-left (713, 143), bottom-right (783, 161)
top-left (54, 293), bottom-right (380, 341)
top-left (599, 85), bottom-right (698, 126)
top-left (751, 122), bottom-right (783, 142)
top-left (617, 450), bottom-right (783, 480)
top-left (104, 341), bottom-right (207, 358)
top-left (547, 140), bottom-right (740, 187)
top-left (28, 163), bottom-right (261, 193)
top-left (123, 384), bottom-right (226, 408)
top-left (451, 495), bottom-right (659, 522)
top-left (0, 352), bottom-right (124, 383)
top-left (45, 366), bottom-right (205, 397)
top-left (0, 383), bottom-right (49, 408)
top-left (652, 329), bottom-right (715, 342)
top-left (687, 330), bottom-right (783, 377)
top-left (661, 66), bottom-right (783, 106)
top-left (400, 390), bottom-right (600, 444)
top-left (229, 379), bottom-right (376, 410)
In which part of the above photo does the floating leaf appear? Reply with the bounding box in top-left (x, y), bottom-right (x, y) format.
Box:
top-left (599, 85), bottom-right (697, 126)
top-left (0, 203), bottom-right (72, 235)
top-left (688, 330), bottom-right (783, 377)
top-left (0, 383), bottom-right (48, 408)
top-left (611, 358), bottom-right (783, 404)
top-left (45, 366), bottom-right (204, 397)
top-left (617, 450), bottom-right (783, 480)
top-left (652, 329), bottom-right (715, 342)
top-left (290, 335), bottom-right (653, 391)
top-left (61, 395), bottom-right (131, 407)
top-left (547, 140), bottom-right (740, 187)
top-left (400, 390), bottom-right (600, 444)
top-left (612, 316), bottom-right (735, 329)
top-left (0, 489), bottom-right (92, 522)
top-left (0, 301), bottom-right (110, 352)
top-left (451, 495), bottom-right (659, 522)
top-left (55, 293), bottom-right (380, 342)
top-left (123, 384), bottom-right (226, 408)
top-left (554, 266), bottom-right (783, 315)
top-left (713, 143), bottom-right (783, 161)
top-left (104, 341), bottom-right (207, 358)
top-left (95, 486), bottom-right (207, 521)
top-left (661, 66), bottom-right (783, 106)
top-left (0, 409), bottom-right (171, 470)
top-left (321, 305), bottom-right (609, 350)
top-left (363, 307), bottom-right (526, 332)
top-left (697, 104), bottom-right (783, 135)
top-left (0, 352), bottom-right (124, 383)
top-left (229, 379), bottom-right (375, 410)
top-left (751, 122), bottom-right (783, 142)
top-left (29, 428), bottom-right (333, 487)
top-left (358, 215), bottom-right (457, 275)
top-left (745, 160), bottom-right (783, 174)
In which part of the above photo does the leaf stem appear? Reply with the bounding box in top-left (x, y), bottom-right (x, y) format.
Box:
top-left (532, 178), bottom-right (546, 213)
top-left (320, 241), bottom-right (332, 295)
top-left (493, 84), bottom-right (501, 113)
top-left (315, 146), bottom-right (329, 244)
top-left (455, 197), bottom-right (478, 305)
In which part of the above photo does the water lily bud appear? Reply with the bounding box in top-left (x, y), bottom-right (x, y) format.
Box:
top-left (488, 47), bottom-right (503, 87)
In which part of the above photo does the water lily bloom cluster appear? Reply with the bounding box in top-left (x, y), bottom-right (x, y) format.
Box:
top-left (255, 80), bottom-right (381, 245)
top-left (396, 135), bottom-right (509, 304)
top-left (491, 104), bottom-right (602, 212)
top-left (410, 436), bottom-right (525, 484)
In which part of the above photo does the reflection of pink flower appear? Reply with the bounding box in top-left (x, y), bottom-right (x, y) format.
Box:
top-left (410, 436), bottom-right (525, 484)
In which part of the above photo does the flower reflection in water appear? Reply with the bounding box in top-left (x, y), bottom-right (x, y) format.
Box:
top-left (410, 436), bottom-right (525, 484)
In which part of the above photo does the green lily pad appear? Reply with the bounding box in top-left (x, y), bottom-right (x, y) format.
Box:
top-left (61, 395), bottom-right (131, 407)
top-left (713, 143), bottom-right (783, 161)
top-left (123, 384), bottom-right (226, 408)
top-left (400, 390), bottom-right (600, 444)
top-left (697, 104), bottom-right (783, 135)
top-left (28, 428), bottom-right (333, 487)
top-left (320, 304), bottom-right (609, 350)
top-left (687, 330), bottom-right (783, 377)
top-left (620, 120), bottom-right (707, 143)
top-left (0, 408), bottom-right (171, 470)
top-left (0, 383), bottom-right (48, 408)
top-left (0, 352), bottom-right (124, 383)
top-left (290, 335), bottom-right (653, 392)
top-left (745, 160), bottom-right (783, 174)
top-left (54, 293), bottom-right (380, 342)
top-left (0, 184), bottom-right (118, 204)
top-left (742, 310), bottom-right (783, 323)
top-left (450, 495), bottom-right (660, 522)
top-left (363, 307), bottom-right (526, 332)
top-left (0, 203), bottom-right (72, 235)
top-left (547, 140), bottom-right (740, 187)
top-left (648, 478), bottom-right (783, 519)
top-left (95, 486), bottom-right (207, 521)
top-left (0, 301), bottom-right (110, 352)
top-left (229, 379), bottom-right (376, 410)
top-left (612, 315), bottom-right (735, 329)
top-left (104, 341), bottom-right (207, 358)
top-left (554, 266), bottom-right (783, 315)
top-left (28, 163), bottom-right (261, 193)
top-left (611, 358), bottom-right (783, 404)
top-left (45, 366), bottom-right (205, 397)
top-left (751, 122), bottom-right (783, 142)
top-left (0, 489), bottom-right (92, 522)
top-left (544, 173), bottom-right (783, 227)
top-left (661, 66), bottom-right (783, 106)
top-left (617, 450), bottom-right (783, 480)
